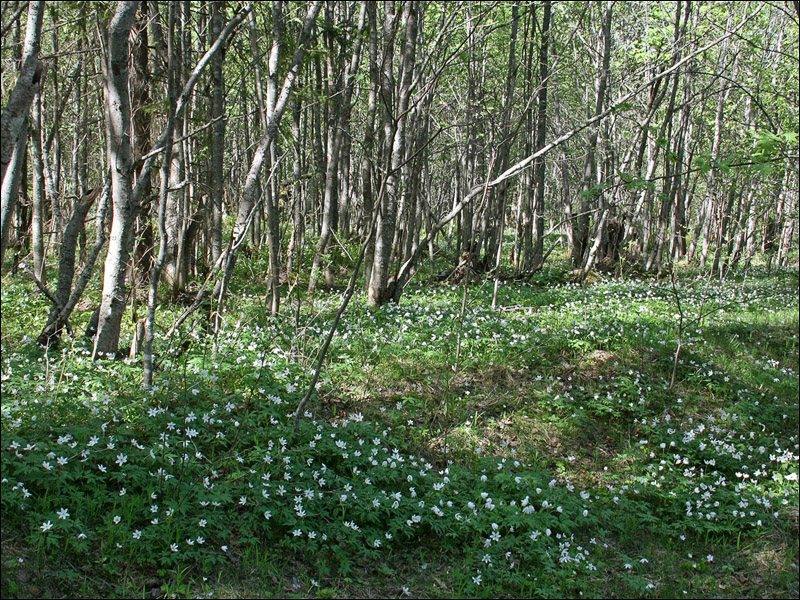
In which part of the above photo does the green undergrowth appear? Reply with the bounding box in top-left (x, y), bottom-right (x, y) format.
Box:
top-left (1, 263), bottom-right (798, 598)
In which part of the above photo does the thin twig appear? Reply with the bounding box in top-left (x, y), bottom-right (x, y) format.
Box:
top-left (292, 208), bottom-right (380, 432)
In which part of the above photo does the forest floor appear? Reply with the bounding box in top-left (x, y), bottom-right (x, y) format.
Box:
top-left (1, 258), bottom-right (798, 598)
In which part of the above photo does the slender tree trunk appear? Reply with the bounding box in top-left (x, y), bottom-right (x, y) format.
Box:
top-left (143, 1), bottom-right (177, 386)
top-left (1, 0), bottom-right (44, 267)
top-left (369, 1), bottom-right (418, 306)
top-left (573, 2), bottom-right (612, 269)
top-left (308, 3), bottom-right (342, 293)
top-left (776, 168), bottom-right (794, 267)
top-left (699, 15), bottom-right (735, 268)
top-left (38, 187), bottom-right (103, 346)
top-left (210, 0), bottom-right (226, 264)
top-left (30, 91), bottom-right (46, 282)
top-left (367, 1), bottom-right (400, 305)
top-left (93, 1), bottom-right (139, 357)
top-left (132, 1), bottom-right (153, 281)
top-left (309, 2), bottom-right (367, 293)
top-left (286, 95), bottom-right (304, 276)
top-left (645, 2), bottom-right (690, 274)
top-left (711, 184), bottom-right (736, 277)
top-left (164, 140), bottom-right (184, 288)
top-left (531, 0), bottom-right (551, 269)
top-left (361, 1), bottom-right (379, 292)
top-left (264, 1), bottom-right (284, 315)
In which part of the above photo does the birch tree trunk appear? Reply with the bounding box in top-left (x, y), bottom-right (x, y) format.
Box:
top-left (264, 1), bottom-right (285, 314)
top-left (93, 1), bottom-right (139, 357)
top-left (369, 0), bottom-right (418, 306)
top-left (1, 0), bottom-right (44, 267)
top-left (30, 91), bottom-right (46, 282)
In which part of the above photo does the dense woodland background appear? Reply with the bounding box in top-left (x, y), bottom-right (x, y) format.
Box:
top-left (1, 1), bottom-right (797, 363)
top-left (1, 2), bottom-right (799, 598)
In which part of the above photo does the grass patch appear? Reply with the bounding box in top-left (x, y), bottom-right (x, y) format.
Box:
top-left (2, 264), bottom-right (798, 598)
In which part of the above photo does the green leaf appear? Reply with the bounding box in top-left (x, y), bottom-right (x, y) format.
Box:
top-left (715, 158), bottom-right (732, 175)
top-left (752, 161), bottom-right (774, 177)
